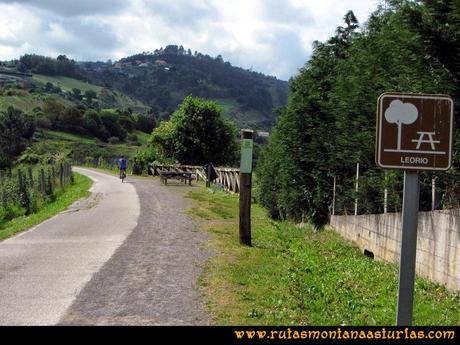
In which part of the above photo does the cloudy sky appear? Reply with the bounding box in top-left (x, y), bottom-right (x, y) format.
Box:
top-left (0, 0), bottom-right (379, 80)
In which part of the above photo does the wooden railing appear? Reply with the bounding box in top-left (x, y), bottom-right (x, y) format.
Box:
top-left (214, 167), bottom-right (240, 193)
top-left (150, 164), bottom-right (240, 193)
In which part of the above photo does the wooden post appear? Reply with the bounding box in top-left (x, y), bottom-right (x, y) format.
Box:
top-left (60, 163), bottom-right (64, 188)
top-left (28, 167), bottom-right (34, 188)
top-left (332, 176), bottom-right (336, 216)
top-left (18, 169), bottom-right (24, 190)
top-left (239, 129), bottom-right (254, 246)
top-left (0, 170), bottom-right (6, 207)
top-left (47, 170), bottom-right (53, 195)
top-left (40, 169), bottom-right (45, 193)
top-left (18, 169), bottom-right (29, 212)
top-left (355, 162), bottom-right (359, 216)
top-left (206, 164), bottom-right (211, 188)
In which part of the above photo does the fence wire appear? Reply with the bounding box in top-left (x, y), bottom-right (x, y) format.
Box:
top-left (332, 164), bottom-right (460, 216)
top-left (0, 162), bottom-right (73, 222)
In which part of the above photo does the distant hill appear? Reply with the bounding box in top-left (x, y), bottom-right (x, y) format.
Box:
top-left (0, 71), bottom-right (149, 114)
top-left (3, 48), bottom-right (289, 129)
top-left (78, 45), bottom-right (289, 129)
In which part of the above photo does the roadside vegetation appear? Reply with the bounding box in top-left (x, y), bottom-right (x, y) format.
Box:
top-left (187, 188), bottom-right (460, 325)
top-left (256, 1), bottom-right (460, 227)
top-left (0, 172), bottom-right (91, 240)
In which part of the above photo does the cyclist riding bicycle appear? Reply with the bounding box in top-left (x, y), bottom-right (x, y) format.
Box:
top-left (117, 155), bottom-right (128, 180)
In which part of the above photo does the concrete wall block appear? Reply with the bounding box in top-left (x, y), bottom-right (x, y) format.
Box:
top-left (330, 209), bottom-right (460, 291)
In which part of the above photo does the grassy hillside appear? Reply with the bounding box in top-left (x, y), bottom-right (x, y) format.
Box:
top-left (32, 74), bottom-right (102, 92)
top-left (0, 91), bottom-right (73, 113)
top-left (31, 74), bottom-right (149, 111)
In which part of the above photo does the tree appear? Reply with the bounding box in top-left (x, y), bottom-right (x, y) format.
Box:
top-left (135, 113), bottom-right (156, 133)
top-left (72, 88), bottom-right (82, 100)
top-left (43, 97), bottom-right (66, 123)
top-left (150, 95), bottom-right (237, 165)
top-left (100, 110), bottom-right (127, 141)
top-left (256, 3), bottom-right (458, 227)
top-left (0, 107), bottom-right (36, 167)
top-left (84, 90), bottom-right (97, 103)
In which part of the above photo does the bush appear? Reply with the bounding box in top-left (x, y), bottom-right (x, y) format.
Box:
top-left (0, 107), bottom-right (36, 167)
top-left (36, 116), bottom-right (52, 129)
top-left (0, 207), bottom-right (5, 223)
top-left (0, 204), bottom-right (26, 222)
top-left (108, 136), bottom-right (120, 145)
top-left (127, 133), bottom-right (138, 142)
top-left (17, 150), bottom-right (41, 165)
top-left (131, 147), bottom-right (157, 175)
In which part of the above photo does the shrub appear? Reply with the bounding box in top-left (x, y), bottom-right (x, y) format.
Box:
top-left (18, 150), bottom-right (41, 165)
top-left (36, 116), bottom-right (52, 129)
top-left (0, 204), bottom-right (26, 222)
top-left (108, 136), bottom-right (120, 145)
top-left (127, 133), bottom-right (138, 142)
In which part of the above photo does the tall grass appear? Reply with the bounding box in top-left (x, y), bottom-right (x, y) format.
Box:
top-left (0, 162), bottom-right (73, 226)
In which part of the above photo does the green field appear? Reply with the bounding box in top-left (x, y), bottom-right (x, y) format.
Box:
top-left (30, 74), bottom-right (148, 111)
top-left (187, 188), bottom-right (460, 325)
top-left (32, 74), bottom-right (102, 92)
top-left (40, 130), bottom-right (96, 144)
top-left (0, 92), bottom-right (74, 113)
top-left (133, 130), bottom-right (150, 145)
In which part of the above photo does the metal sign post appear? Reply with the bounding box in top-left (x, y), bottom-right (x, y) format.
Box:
top-left (396, 171), bottom-right (420, 325)
top-left (376, 93), bottom-right (453, 326)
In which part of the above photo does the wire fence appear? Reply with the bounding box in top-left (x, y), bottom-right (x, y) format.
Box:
top-left (0, 162), bottom-right (73, 223)
top-left (332, 163), bottom-right (460, 216)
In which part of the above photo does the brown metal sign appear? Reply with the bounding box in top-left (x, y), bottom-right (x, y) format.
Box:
top-left (376, 93), bottom-right (454, 171)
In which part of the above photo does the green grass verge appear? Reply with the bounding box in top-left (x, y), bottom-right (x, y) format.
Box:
top-left (0, 172), bottom-right (92, 240)
top-left (186, 189), bottom-right (460, 325)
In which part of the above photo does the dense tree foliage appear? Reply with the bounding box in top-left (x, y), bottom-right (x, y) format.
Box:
top-left (0, 107), bottom-right (36, 167)
top-left (256, 0), bottom-right (460, 227)
top-left (18, 54), bottom-right (81, 79)
top-left (150, 96), bottom-right (237, 165)
top-left (37, 97), bottom-right (155, 142)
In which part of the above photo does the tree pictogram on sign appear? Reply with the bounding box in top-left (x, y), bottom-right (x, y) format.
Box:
top-left (376, 93), bottom-right (453, 171)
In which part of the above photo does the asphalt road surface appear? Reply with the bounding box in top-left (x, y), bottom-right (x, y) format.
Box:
top-left (0, 168), bottom-right (210, 325)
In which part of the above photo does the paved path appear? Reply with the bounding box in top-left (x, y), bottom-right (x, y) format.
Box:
top-left (0, 168), bottom-right (210, 325)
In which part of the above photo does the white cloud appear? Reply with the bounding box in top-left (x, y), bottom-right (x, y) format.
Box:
top-left (0, 0), bottom-right (378, 79)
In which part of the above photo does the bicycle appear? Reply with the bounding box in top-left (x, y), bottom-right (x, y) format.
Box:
top-left (120, 170), bottom-right (126, 183)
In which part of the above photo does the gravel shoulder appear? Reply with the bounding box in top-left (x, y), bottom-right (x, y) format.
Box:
top-left (59, 174), bottom-right (212, 325)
